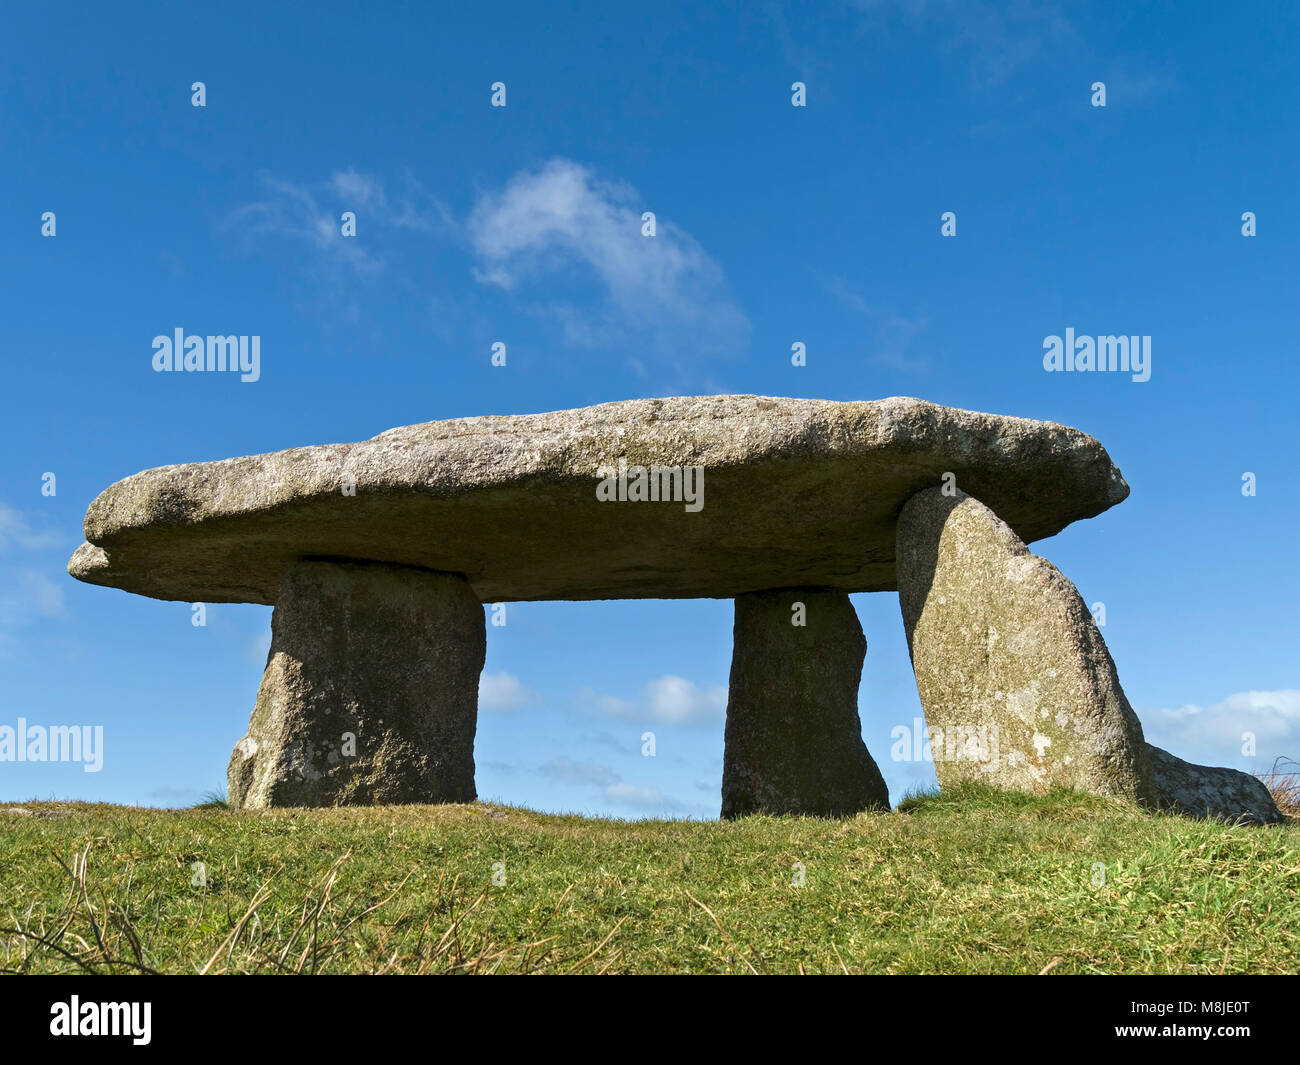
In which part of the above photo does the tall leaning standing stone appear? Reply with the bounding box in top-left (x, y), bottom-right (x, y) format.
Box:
top-left (722, 589), bottom-right (890, 818)
top-left (896, 488), bottom-right (1156, 804)
top-left (228, 560), bottom-right (484, 809)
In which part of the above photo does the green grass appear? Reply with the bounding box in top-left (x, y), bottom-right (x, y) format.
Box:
top-left (2, 785), bottom-right (1297, 974)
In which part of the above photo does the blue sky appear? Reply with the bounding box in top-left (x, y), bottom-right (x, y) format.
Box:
top-left (2, 1), bottom-right (1297, 816)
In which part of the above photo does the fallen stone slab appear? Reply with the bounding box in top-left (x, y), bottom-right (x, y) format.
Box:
top-left (1146, 744), bottom-right (1284, 825)
top-left (67, 395), bottom-right (1128, 604)
top-left (897, 487), bottom-right (1156, 804)
top-left (227, 560), bottom-right (483, 809)
top-left (722, 589), bottom-right (889, 817)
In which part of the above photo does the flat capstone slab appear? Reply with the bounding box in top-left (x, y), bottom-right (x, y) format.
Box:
top-left (67, 395), bottom-right (1129, 604)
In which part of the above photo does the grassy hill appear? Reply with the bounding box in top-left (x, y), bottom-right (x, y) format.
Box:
top-left (2, 784), bottom-right (1297, 974)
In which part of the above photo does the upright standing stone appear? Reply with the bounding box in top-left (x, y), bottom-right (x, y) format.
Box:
top-left (722, 589), bottom-right (890, 818)
top-left (896, 488), bottom-right (1155, 804)
top-left (228, 561), bottom-right (484, 809)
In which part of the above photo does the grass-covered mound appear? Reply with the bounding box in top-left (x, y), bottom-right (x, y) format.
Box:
top-left (2, 784), bottom-right (1297, 974)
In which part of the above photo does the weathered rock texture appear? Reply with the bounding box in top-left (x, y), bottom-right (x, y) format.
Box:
top-left (896, 488), bottom-right (1285, 824)
top-left (68, 395), bottom-right (1128, 604)
top-left (897, 488), bottom-right (1156, 804)
top-left (721, 589), bottom-right (889, 818)
top-left (228, 561), bottom-right (484, 809)
top-left (1147, 745), bottom-right (1284, 825)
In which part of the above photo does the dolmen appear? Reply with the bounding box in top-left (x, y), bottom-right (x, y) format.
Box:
top-left (67, 395), bottom-right (1282, 824)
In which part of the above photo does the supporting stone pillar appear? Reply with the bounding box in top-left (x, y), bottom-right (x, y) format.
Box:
top-left (721, 589), bottom-right (890, 818)
top-left (896, 487), bottom-right (1283, 823)
top-left (228, 560), bottom-right (484, 809)
top-left (896, 487), bottom-right (1155, 803)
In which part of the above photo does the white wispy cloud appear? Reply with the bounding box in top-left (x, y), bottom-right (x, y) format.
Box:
top-left (227, 159), bottom-right (746, 379)
top-left (538, 756), bottom-right (679, 811)
top-left (0, 570), bottom-right (66, 623)
top-left (848, 0), bottom-right (1078, 87)
top-left (642, 675), bottom-right (727, 726)
top-left (229, 169), bottom-right (450, 277)
top-left (539, 756), bottom-right (619, 787)
top-left (0, 504), bottom-right (63, 551)
top-left (328, 169), bottom-right (387, 212)
top-left (576, 688), bottom-right (637, 719)
top-left (577, 674), bottom-right (726, 727)
top-left (0, 569), bottom-right (67, 654)
top-left (468, 158), bottom-right (749, 360)
top-left (1140, 689), bottom-right (1300, 768)
top-left (328, 168), bottom-right (452, 232)
top-left (479, 671), bottom-right (540, 712)
top-left (0, 505), bottom-right (69, 653)
top-left (826, 277), bottom-right (929, 372)
top-left (603, 782), bottom-right (672, 808)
